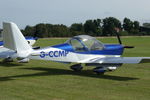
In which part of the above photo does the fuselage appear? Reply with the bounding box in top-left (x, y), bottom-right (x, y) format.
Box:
top-left (30, 35), bottom-right (124, 63)
top-left (30, 43), bottom-right (124, 63)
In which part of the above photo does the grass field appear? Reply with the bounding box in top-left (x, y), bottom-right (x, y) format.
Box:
top-left (0, 37), bottom-right (150, 100)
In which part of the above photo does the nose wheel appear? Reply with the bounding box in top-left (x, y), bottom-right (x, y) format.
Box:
top-left (70, 64), bottom-right (83, 71)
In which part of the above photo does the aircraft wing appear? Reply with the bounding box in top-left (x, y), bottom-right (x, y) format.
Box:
top-left (85, 57), bottom-right (150, 64)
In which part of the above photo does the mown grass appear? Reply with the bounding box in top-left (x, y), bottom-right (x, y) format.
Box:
top-left (0, 37), bottom-right (150, 100)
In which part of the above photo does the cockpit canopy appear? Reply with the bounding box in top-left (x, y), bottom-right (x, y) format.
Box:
top-left (66, 35), bottom-right (104, 52)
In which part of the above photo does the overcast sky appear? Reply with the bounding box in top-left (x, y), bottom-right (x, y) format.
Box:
top-left (0, 0), bottom-right (150, 29)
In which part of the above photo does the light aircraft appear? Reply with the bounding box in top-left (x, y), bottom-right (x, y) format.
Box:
top-left (0, 32), bottom-right (37, 62)
top-left (0, 36), bottom-right (37, 47)
top-left (1, 22), bottom-right (150, 74)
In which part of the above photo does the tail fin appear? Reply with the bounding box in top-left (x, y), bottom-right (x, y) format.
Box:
top-left (2, 22), bottom-right (32, 58)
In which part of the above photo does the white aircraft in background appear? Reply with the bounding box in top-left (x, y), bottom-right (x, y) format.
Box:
top-left (0, 28), bottom-right (37, 62)
top-left (1, 22), bottom-right (150, 74)
top-left (0, 36), bottom-right (37, 47)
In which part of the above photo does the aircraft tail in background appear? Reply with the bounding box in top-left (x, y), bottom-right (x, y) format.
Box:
top-left (2, 22), bottom-right (32, 58)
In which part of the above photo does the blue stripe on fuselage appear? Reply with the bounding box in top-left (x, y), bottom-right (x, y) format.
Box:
top-left (74, 44), bottom-right (124, 55)
top-left (52, 43), bottom-right (124, 56)
top-left (0, 41), bottom-right (3, 46)
top-left (103, 44), bottom-right (124, 55)
top-left (52, 43), bottom-right (74, 51)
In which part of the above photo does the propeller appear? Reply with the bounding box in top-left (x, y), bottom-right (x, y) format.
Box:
top-left (123, 46), bottom-right (134, 49)
top-left (114, 28), bottom-right (135, 49)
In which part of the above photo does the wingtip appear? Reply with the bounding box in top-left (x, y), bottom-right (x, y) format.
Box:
top-left (140, 59), bottom-right (150, 63)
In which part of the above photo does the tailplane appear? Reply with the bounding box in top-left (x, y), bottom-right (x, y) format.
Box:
top-left (2, 22), bottom-right (32, 58)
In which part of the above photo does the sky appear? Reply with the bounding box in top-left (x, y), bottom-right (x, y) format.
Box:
top-left (0, 0), bottom-right (150, 29)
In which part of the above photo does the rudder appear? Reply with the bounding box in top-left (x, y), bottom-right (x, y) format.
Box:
top-left (2, 22), bottom-right (32, 58)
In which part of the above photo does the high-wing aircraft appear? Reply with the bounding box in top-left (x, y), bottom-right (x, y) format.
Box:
top-left (0, 29), bottom-right (37, 62)
top-left (2, 22), bottom-right (150, 74)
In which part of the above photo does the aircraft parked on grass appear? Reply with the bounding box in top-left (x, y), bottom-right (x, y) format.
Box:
top-left (1, 22), bottom-right (150, 74)
top-left (0, 30), bottom-right (37, 62)
top-left (0, 36), bottom-right (37, 47)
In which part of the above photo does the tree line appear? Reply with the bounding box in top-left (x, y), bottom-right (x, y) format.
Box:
top-left (3, 17), bottom-right (150, 38)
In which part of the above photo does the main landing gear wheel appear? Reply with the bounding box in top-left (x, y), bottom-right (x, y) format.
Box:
top-left (70, 64), bottom-right (83, 71)
top-left (2, 57), bottom-right (13, 63)
top-left (93, 67), bottom-right (106, 75)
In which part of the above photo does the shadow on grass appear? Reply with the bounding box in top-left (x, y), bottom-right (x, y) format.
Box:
top-left (0, 67), bottom-right (139, 82)
top-left (0, 62), bottom-right (23, 67)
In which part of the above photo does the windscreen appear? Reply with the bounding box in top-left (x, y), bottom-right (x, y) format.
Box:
top-left (66, 35), bottom-right (104, 51)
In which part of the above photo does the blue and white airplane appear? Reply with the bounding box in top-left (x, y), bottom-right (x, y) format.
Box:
top-left (0, 36), bottom-right (37, 47)
top-left (0, 29), bottom-right (37, 62)
top-left (2, 22), bottom-right (150, 74)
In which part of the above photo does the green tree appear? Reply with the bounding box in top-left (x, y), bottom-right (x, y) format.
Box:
top-left (21, 17), bottom-right (149, 37)
top-left (123, 18), bottom-right (133, 33)
top-left (23, 25), bottom-right (35, 36)
top-left (70, 23), bottom-right (84, 32)
top-left (84, 20), bottom-right (95, 35)
top-left (132, 21), bottom-right (140, 35)
top-left (51, 24), bottom-right (69, 37)
top-left (70, 23), bottom-right (85, 36)
top-left (84, 19), bottom-right (102, 36)
top-left (133, 21), bottom-right (140, 30)
top-left (102, 17), bottom-right (121, 36)
top-left (45, 24), bottom-right (53, 37)
top-left (35, 24), bottom-right (48, 38)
